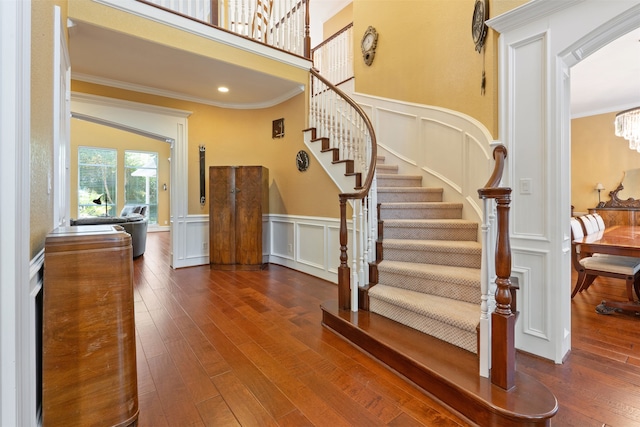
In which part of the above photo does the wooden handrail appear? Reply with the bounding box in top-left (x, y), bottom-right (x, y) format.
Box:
top-left (477, 144), bottom-right (515, 391)
top-left (311, 69), bottom-right (377, 199)
top-left (310, 68), bottom-right (377, 310)
top-left (482, 144), bottom-right (507, 189)
top-left (311, 22), bottom-right (353, 52)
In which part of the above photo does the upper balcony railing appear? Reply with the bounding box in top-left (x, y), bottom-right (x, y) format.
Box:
top-left (311, 23), bottom-right (354, 86)
top-left (139, 0), bottom-right (310, 57)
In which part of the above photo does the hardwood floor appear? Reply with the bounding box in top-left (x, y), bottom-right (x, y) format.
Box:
top-left (134, 232), bottom-right (640, 426)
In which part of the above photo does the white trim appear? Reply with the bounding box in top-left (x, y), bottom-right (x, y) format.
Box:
top-left (0, 0), bottom-right (31, 424)
top-left (174, 213), bottom-right (345, 283)
top-left (70, 92), bottom-right (192, 268)
top-left (72, 72), bottom-right (305, 110)
top-left (490, 0), bottom-right (640, 363)
top-left (487, 0), bottom-right (583, 34)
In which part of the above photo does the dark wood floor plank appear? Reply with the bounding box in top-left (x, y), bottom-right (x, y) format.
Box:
top-left (137, 391), bottom-right (169, 427)
top-left (237, 339), bottom-right (353, 427)
top-left (170, 313), bottom-right (231, 378)
top-left (196, 321), bottom-right (298, 420)
top-left (210, 371), bottom-right (279, 427)
top-left (163, 336), bottom-right (221, 404)
top-left (146, 352), bottom-right (206, 426)
top-left (195, 395), bottom-right (241, 427)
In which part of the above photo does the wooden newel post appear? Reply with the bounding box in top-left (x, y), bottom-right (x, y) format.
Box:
top-left (338, 196), bottom-right (351, 309)
top-left (491, 190), bottom-right (515, 390)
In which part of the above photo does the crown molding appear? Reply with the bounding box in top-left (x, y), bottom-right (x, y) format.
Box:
top-left (72, 72), bottom-right (304, 110)
top-left (487, 0), bottom-right (583, 34)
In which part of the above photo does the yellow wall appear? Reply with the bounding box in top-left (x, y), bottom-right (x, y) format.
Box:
top-left (323, 3), bottom-right (353, 41)
top-left (351, 0), bottom-right (527, 138)
top-left (71, 81), bottom-right (342, 219)
top-left (70, 119), bottom-right (172, 225)
top-left (571, 112), bottom-right (640, 213)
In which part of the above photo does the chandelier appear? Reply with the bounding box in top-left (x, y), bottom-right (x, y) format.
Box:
top-left (615, 106), bottom-right (640, 151)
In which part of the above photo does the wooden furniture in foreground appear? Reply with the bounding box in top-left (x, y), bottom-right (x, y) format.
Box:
top-left (43, 225), bottom-right (138, 427)
top-left (209, 166), bottom-right (269, 270)
top-left (573, 225), bottom-right (640, 314)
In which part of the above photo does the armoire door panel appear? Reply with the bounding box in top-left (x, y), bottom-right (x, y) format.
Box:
top-left (210, 166), bottom-right (236, 266)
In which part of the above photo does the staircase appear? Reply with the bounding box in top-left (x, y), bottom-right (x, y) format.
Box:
top-left (369, 155), bottom-right (482, 353)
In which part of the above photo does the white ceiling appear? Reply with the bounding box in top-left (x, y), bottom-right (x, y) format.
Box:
top-left (68, 1), bottom-right (639, 115)
top-left (571, 27), bottom-right (640, 118)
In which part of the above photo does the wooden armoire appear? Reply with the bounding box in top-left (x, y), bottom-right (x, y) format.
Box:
top-left (209, 166), bottom-right (269, 270)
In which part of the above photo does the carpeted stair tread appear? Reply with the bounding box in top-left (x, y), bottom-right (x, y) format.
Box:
top-left (383, 238), bottom-right (481, 252)
top-left (378, 187), bottom-right (443, 193)
top-left (380, 202), bottom-right (462, 209)
top-left (382, 239), bottom-right (481, 268)
top-left (376, 260), bottom-right (481, 304)
top-left (378, 260), bottom-right (481, 286)
top-left (383, 218), bottom-right (477, 228)
top-left (369, 285), bottom-right (479, 353)
top-left (382, 219), bottom-right (478, 241)
top-left (377, 165), bottom-right (399, 173)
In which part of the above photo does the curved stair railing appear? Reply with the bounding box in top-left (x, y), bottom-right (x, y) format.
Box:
top-left (309, 69), bottom-right (377, 311)
top-left (477, 145), bottom-right (515, 390)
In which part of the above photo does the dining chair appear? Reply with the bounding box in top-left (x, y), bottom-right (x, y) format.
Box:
top-left (570, 218), bottom-right (640, 300)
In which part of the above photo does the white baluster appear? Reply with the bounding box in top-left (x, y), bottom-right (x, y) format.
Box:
top-left (479, 197), bottom-right (491, 378)
top-left (351, 201), bottom-right (358, 311)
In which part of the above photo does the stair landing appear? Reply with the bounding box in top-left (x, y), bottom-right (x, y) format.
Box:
top-left (321, 300), bottom-right (558, 427)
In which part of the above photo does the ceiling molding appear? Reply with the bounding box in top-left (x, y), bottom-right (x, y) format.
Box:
top-left (487, 0), bottom-right (583, 34)
top-left (72, 72), bottom-right (305, 110)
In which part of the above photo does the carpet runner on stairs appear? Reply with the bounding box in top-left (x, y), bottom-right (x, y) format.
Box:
top-left (369, 156), bottom-right (482, 353)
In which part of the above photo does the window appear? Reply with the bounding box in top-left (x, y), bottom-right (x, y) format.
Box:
top-left (125, 151), bottom-right (158, 225)
top-left (78, 147), bottom-right (116, 217)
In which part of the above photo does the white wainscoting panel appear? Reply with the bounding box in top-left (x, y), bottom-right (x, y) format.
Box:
top-left (296, 222), bottom-right (327, 270)
top-left (179, 213), bottom-right (349, 284)
top-left (269, 214), bottom-right (347, 283)
top-left (376, 108), bottom-right (419, 164)
top-left (183, 214), bottom-right (209, 267)
top-left (421, 118), bottom-right (464, 193)
top-left (271, 219), bottom-right (295, 260)
top-left (513, 248), bottom-right (549, 342)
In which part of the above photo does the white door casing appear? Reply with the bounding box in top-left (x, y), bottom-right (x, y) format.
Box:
top-left (489, 0), bottom-right (640, 363)
top-left (70, 92), bottom-right (192, 268)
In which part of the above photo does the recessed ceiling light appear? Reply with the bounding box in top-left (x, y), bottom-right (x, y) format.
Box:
top-left (218, 86), bottom-right (229, 93)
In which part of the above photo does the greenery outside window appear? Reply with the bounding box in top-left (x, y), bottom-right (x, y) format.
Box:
top-left (125, 151), bottom-right (158, 225)
top-left (78, 147), bottom-right (117, 217)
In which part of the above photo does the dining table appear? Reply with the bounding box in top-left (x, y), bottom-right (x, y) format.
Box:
top-left (575, 225), bottom-right (640, 314)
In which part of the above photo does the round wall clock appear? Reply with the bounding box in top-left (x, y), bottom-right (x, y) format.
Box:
top-left (471, 0), bottom-right (489, 53)
top-left (296, 150), bottom-right (310, 172)
top-left (361, 26), bottom-right (378, 66)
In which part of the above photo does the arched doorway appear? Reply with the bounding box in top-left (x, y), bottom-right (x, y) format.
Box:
top-left (488, 0), bottom-right (640, 363)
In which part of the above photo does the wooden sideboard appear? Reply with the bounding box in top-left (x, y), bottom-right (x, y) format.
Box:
top-left (588, 208), bottom-right (640, 227)
top-left (43, 225), bottom-right (138, 427)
